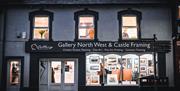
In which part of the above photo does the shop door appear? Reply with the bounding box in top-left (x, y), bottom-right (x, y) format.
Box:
top-left (39, 58), bottom-right (78, 91)
top-left (6, 59), bottom-right (21, 91)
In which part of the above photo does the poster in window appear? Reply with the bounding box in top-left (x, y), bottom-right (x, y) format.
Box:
top-left (107, 74), bottom-right (118, 85)
top-left (10, 61), bottom-right (20, 85)
top-left (148, 60), bottom-right (153, 67)
top-left (140, 58), bottom-right (147, 65)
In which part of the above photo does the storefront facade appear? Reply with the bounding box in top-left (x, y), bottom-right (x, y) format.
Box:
top-left (0, 0), bottom-right (174, 91)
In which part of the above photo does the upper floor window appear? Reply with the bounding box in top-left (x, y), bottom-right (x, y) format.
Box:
top-left (74, 9), bottom-right (98, 41)
top-left (118, 9), bottom-right (142, 40)
top-left (29, 10), bottom-right (53, 41)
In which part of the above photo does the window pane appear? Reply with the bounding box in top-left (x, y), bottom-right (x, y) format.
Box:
top-left (104, 54), bottom-right (121, 85)
top-left (34, 17), bottom-right (49, 27)
top-left (9, 60), bottom-right (21, 85)
top-left (33, 28), bottom-right (49, 40)
top-left (51, 61), bottom-right (61, 83)
top-left (86, 54), bottom-right (103, 86)
top-left (64, 61), bottom-right (75, 83)
top-left (122, 16), bottom-right (137, 26)
top-left (122, 27), bottom-right (138, 40)
top-left (140, 54), bottom-right (154, 77)
top-left (78, 16), bottom-right (94, 40)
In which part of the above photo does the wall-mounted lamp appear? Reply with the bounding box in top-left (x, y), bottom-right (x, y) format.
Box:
top-left (16, 31), bottom-right (27, 39)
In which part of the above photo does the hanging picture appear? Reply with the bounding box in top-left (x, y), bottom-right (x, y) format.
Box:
top-left (107, 74), bottom-right (118, 85)
top-left (91, 75), bottom-right (100, 85)
top-left (10, 61), bottom-right (21, 85)
top-left (89, 56), bottom-right (100, 64)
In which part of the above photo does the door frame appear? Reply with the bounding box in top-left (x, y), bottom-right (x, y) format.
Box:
top-left (4, 56), bottom-right (24, 91)
top-left (39, 58), bottom-right (78, 91)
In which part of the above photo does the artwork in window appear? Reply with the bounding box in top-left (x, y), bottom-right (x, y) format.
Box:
top-left (9, 61), bottom-right (20, 85)
top-left (33, 16), bottom-right (49, 40)
top-left (34, 17), bottom-right (49, 27)
top-left (51, 61), bottom-right (61, 83)
top-left (64, 61), bottom-right (75, 83)
top-left (33, 29), bottom-right (49, 40)
top-left (107, 74), bottom-right (118, 85)
top-left (148, 67), bottom-right (154, 75)
top-left (122, 27), bottom-right (138, 40)
top-left (39, 61), bottom-right (48, 84)
top-left (78, 16), bottom-right (95, 40)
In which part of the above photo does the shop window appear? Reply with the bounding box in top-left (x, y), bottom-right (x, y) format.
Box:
top-left (74, 9), bottom-right (98, 41)
top-left (51, 61), bottom-right (61, 83)
top-left (29, 10), bottom-right (53, 41)
top-left (140, 54), bottom-right (154, 77)
top-left (86, 53), bottom-right (154, 86)
top-left (118, 9), bottom-right (142, 40)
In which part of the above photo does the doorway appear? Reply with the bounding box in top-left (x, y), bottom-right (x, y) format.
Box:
top-left (39, 58), bottom-right (78, 91)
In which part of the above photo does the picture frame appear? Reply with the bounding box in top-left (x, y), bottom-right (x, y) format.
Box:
top-left (89, 56), bottom-right (100, 64)
top-left (107, 74), bottom-right (118, 85)
top-left (90, 75), bottom-right (100, 85)
top-left (148, 67), bottom-right (154, 75)
top-left (140, 58), bottom-right (147, 65)
top-left (140, 66), bottom-right (147, 72)
top-left (140, 72), bottom-right (147, 77)
top-left (107, 57), bottom-right (117, 64)
top-left (89, 64), bottom-right (100, 71)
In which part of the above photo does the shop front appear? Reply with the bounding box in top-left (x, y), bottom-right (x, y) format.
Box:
top-left (25, 40), bottom-right (170, 91)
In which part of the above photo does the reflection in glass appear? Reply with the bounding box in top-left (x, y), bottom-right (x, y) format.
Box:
top-left (10, 61), bottom-right (20, 85)
top-left (51, 62), bottom-right (61, 83)
top-left (64, 61), bottom-right (74, 83)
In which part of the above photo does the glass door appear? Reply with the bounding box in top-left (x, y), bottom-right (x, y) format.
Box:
top-left (39, 58), bottom-right (78, 91)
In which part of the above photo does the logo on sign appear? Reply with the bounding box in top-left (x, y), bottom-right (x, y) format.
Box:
top-left (31, 44), bottom-right (53, 50)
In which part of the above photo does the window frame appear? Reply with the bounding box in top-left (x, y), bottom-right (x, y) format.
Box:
top-left (118, 9), bottom-right (142, 41)
top-left (74, 8), bottom-right (98, 41)
top-left (29, 10), bottom-right (53, 41)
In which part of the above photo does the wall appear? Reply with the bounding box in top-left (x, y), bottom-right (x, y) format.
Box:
top-left (4, 5), bottom-right (173, 87)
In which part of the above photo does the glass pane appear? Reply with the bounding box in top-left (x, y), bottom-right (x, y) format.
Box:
top-left (86, 54), bottom-right (103, 86)
top-left (122, 27), bottom-right (138, 40)
top-left (122, 16), bottom-right (137, 26)
top-left (9, 61), bottom-right (21, 85)
top-left (121, 54), bottom-right (139, 85)
top-left (64, 61), bottom-right (74, 83)
top-left (51, 61), bottom-right (61, 83)
top-left (78, 16), bottom-right (94, 40)
top-left (140, 54), bottom-right (154, 77)
top-left (33, 28), bottom-right (49, 40)
top-left (104, 54), bottom-right (121, 85)
top-left (34, 16), bottom-right (49, 27)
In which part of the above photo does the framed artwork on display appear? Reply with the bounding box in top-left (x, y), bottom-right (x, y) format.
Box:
top-left (89, 56), bottom-right (100, 64)
top-left (107, 74), bottom-right (118, 85)
top-left (148, 67), bottom-right (154, 75)
top-left (89, 64), bottom-right (100, 71)
top-left (140, 66), bottom-right (146, 72)
top-left (90, 75), bottom-right (100, 85)
top-left (107, 57), bottom-right (118, 64)
top-left (140, 72), bottom-right (147, 77)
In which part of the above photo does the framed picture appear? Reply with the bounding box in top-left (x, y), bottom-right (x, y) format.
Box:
top-left (108, 65), bottom-right (117, 71)
top-left (107, 57), bottom-right (117, 64)
top-left (140, 58), bottom-right (147, 65)
top-left (148, 67), bottom-right (154, 75)
top-left (91, 75), bottom-right (100, 85)
top-left (107, 74), bottom-right (118, 85)
top-left (89, 64), bottom-right (100, 71)
top-left (140, 73), bottom-right (147, 77)
top-left (148, 60), bottom-right (153, 67)
top-left (140, 66), bottom-right (146, 72)
top-left (89, 56), bottom-right (100, 64)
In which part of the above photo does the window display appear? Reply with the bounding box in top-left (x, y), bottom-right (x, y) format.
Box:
top-left (33, 16), bottom-right (49, 40)
top-left (51, 61), bottom-right (61, 83)
top-left (78, 16), bottom-right (95, 40)
top-left (9, 60), bottom-right (21, 85)
top-left (64, 61), bottom-right (75, 83)
top-left (86, 53), bottom-right (154, 86)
